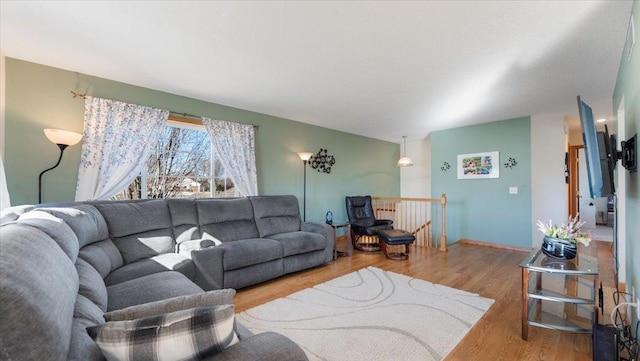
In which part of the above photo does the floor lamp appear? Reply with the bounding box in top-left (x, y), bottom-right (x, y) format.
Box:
top-left (297, 152), bottom-right (314, 222)
top-left (38, 129), bottom-right (83, 203)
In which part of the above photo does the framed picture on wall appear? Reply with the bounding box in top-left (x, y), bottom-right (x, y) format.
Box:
top-left (457, 151), bottom-right (500, 179)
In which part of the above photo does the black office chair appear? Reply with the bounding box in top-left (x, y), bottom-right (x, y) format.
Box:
top-left (345, 195), bottom-right (393, 252)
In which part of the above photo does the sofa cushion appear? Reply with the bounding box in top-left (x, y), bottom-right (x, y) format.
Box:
top-left (196, 198), bottom-right (259, 242)
top-left (104, 253), bottom-right (195, 286)
top-left (88, 305), bottom-right (238, 361)
top-left (35, 205), bottom-right (109, 248)
top-left (16, 212), bottom-right (80, 262)
top-left (167, 199), bottom-right (200, 243)
top-left (266, 231), bottom-right (327, 257)
top-left (0, 223), bottom-right (79, 361)
top-left (92, 200), bottom-right (175, 264)
top-left (76, 258), bottom-right (109, 312)
top-left (74, 294), bottom-right (107, 325)
top-left (0, 204), bottom-right (35, 224)
top-left (105, 289), bottom-right (236, 322)
top-left (250, 195), bottom-right (302, 238)
top-left (106, 271), bottom-right (204, 312)
top-left (79, 239), bottom-right (124, 279)
top-left (220, 238), bottom-right (283, 271)
top-left (69, 317), bottom-right (106, 361)
top-left (69, 295), bottom-right (106, 361)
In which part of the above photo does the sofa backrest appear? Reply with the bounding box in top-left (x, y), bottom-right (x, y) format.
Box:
top-left (91, 199), bottom-right (175, 265)
top-left (0, 214), bottom-right (82, 360)
top-left (196, 198), bottom-right (260, 242)
top-left (249, 195), bottom-right (302, 238)
top-left (5, 208), bottom-right (112, 360)
top-left (167, 199), bottom-right (200, 243)
top-left (36, 205), bottom-right (124, 279)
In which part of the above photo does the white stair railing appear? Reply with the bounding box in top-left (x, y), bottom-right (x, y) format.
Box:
top-left (372, 194), bottom-right (447, 251)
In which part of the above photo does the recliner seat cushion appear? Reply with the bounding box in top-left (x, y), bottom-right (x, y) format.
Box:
top-left (267, 231), bottom-right (327, 257)
top-left (106, 271), bottom-right (204, 312)
top-left (220, 238), bottom-right (284, 271)
top-left (363, 224), bottom-right (393, 236)
top-left (104, 253), bottom-right (195, 286)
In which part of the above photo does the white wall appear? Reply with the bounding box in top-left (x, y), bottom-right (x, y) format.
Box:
top-left (615, 96), bottom-right (626, 283)
top-left (531, 114), bottom-right (568, 248)
top-left (1, 50), bottom-right (5, 156)
top-left (0, 50), bottom-right (9, 210)
top-left (400, 138), bottom-right (431, 198)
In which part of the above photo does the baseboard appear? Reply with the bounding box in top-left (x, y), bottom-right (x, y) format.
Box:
top-left (459, 238), bottom-right (532, 253)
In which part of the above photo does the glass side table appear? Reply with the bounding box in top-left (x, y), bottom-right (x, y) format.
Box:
top-left (518, 248), bottom-right (599, 341)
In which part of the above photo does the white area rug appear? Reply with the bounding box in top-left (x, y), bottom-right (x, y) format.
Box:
top-left (236, 266), bottom-right (494, 361)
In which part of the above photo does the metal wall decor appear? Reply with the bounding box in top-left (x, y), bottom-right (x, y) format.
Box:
top-left (440, 161), bottom-right (451, 172)
top-left (504, 157), bottom-right (518, 169)
top-left (309, 148), bottom-right (336, 173)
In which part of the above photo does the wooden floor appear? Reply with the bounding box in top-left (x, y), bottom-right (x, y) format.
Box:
top-left (234, 240), bottom-right (617, 361)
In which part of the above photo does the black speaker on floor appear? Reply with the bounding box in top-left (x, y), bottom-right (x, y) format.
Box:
top-left (593, 324), bottom-right (618, 361)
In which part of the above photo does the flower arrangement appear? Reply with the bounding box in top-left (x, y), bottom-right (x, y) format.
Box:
top-left (536, 214), bottom-right (592, 247)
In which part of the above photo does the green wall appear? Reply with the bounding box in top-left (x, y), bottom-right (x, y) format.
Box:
top-left (4, 58), bottom-right (400, 222)
top-left (613, 0), bottom-right (639, 325)
top-left (431, 117), bottom-right (532, 247)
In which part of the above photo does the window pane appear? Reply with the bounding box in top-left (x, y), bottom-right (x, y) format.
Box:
top-left (113, 122), bottom-right (240, 200)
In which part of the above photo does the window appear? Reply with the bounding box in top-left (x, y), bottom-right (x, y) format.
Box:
top-left (113, 120), bottom-right (239, 200)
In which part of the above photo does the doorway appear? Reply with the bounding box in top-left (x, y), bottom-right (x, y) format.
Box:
top-left (568, 144), bottom-right (614, 241)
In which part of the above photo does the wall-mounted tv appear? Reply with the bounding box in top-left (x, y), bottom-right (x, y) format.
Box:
top-left (577, 96), bottom-right (615, 198)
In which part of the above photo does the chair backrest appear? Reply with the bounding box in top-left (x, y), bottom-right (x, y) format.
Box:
top-left (345, 196), bottom-right (376, 227)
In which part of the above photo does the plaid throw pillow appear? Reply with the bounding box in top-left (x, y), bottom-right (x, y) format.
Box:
top-left (87, 305), bottom-right (238, 361)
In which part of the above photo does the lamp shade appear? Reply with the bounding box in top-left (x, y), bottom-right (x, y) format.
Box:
top-left (44, 129), bottom-right (82, 146)
top-left (397, 156), bottom-right (414, 167)
top-left (397, 136), bottom-right (413, 167)
top-left (297, 152), bottom-right (314, 161)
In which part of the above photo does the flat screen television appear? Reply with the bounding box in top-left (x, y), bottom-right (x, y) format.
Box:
top-left (577, 96), bottom-right (615, 198)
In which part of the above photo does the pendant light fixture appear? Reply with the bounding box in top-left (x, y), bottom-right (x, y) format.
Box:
top-left (397, 136), bottom-right (414, 167)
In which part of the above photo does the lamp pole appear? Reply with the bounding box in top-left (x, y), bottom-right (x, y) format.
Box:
top-left (297, 152), bottom-right (314, 222)
top-left (302, 159), bottom-right (308, 222)
top-left (38, 144), bottom-right (68, 204)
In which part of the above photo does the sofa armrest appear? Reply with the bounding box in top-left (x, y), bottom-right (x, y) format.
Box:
top-left (189, 246), bottom-right (226, 290)
top-left (209, 332), bottom-right (309, 361)
top-left (104, 289), bottom-right (236, 321)
top-left (301, 222), bottom-right (335, 262)
top-left (177, 239), bottom-right (218, 254)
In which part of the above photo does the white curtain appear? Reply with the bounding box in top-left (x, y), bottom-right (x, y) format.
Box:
top-left (75, 96), bottom-right (169, 201)
top-left (201, 117), bottom-right (258, 196)
top-left (0, 154), bottom-right (10, 210)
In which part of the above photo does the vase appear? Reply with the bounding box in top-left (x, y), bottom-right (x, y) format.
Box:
top-left (541, 236), bottom-right (577, 260)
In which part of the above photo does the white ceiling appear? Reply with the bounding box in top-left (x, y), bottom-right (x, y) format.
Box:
top-left (0, 1), bottom-right (633, 143)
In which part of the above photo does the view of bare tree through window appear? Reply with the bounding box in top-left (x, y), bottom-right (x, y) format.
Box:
top-left (113, 123), bottom-right (237, 200)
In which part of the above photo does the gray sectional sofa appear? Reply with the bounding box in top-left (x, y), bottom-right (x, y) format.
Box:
top-left (0, 195), bottom-right (333, 361)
